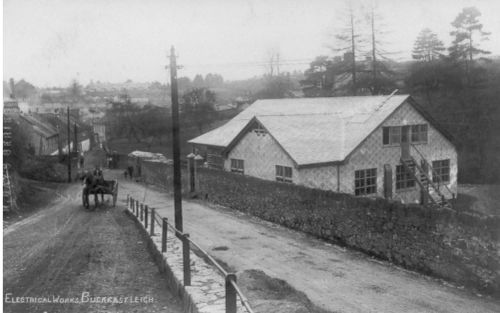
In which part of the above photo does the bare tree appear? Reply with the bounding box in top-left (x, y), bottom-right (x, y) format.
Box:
top-left (329, 1), bottom-right (363, 95)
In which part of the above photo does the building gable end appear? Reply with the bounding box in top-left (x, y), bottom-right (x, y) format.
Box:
top-left (224, 117), bottom-right (299, 168)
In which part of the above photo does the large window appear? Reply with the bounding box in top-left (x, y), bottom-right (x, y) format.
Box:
top-left (396, 164), bottom-right (416, 190)
top-left (354, 168), bottom-right (377, 195)
top-left (276, 165), bottom-right (292, 183)
top-left (432, 159), bottom-right (450, 183)
top-left (383, 124), bottom-right (428, 145)
top-left (230, 159), bottom-right (244, 174)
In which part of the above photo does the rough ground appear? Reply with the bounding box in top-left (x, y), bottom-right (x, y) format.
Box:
top-left (454, 184), bottom-right (500, 216)
top-left (117, 170), bottom-right (500, 313)
top-left (3, 182), bottom-right (183, 313)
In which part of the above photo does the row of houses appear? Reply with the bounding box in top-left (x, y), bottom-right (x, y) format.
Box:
top-left (189, 93), bottom-right (457, 205)
top-left (4, 97), bottom-right (97, 156)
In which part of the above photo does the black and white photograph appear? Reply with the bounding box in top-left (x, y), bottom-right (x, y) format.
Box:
top-left (2, 0), bottom-right (500, 312)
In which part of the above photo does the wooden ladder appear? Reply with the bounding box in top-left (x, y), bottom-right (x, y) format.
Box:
top-left (3, 164), bottom-right (14, 212)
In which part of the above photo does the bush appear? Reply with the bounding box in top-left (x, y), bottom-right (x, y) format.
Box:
top-left (19, 157), bottom-right (67, 182)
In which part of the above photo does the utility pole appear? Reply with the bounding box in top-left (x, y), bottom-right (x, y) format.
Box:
top-left (67, 106), bottom-right (71, 183)
top-left (73, 123), bottom-right (78, 154)
top-left (57, 123), bottom-right (62, 160)
top-left (74, 123), bottom-right (79, 169)
top-left (169, 46), bottom-right (183, 232)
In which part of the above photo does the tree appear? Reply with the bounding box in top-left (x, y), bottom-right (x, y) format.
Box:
top-left (412, 28), bottom-right (445, 62)
top-left (177, 77), bottom-right (192, 92)
top-left (204, 73), bottom-right (224, 88)
top-left (300, 56), bottom-right (336, 97)
top-left (256, 74), bottom-right (294, 99)
top-left (67, 79), bottom-right (83, 103)
top-left (407, 29), bottom-right (447, 102)
top-left (192, 74), bottom-right (205, 88)
top-left (449, 7), bottom-right (491, 85)
top-left (362, 2), bottom-right (397, 95)
top-left (182, 88), bottom-right (216, 134)
top-left (329, 2), bottom-right (363, 95)
top-left (14, 79), bottom-right (37, 100)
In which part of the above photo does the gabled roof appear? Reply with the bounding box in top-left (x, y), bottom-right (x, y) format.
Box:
top-left (20, 114), bottom-right (59, 138)
top-left (188, 94), bottom-right (445, 166)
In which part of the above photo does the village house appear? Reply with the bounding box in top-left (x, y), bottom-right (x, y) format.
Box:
top-left (18, 114), bottom-right (59, 155)
top-left (18, 112), bottom-right (93, 156)
top-left (189, 94), bottom-right (457, 206)
top-left (92, 118), bottom-right (107, 144)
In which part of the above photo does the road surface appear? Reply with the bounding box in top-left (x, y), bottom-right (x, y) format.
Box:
top-left (3, 182), bottom-right (183, 313)
top-left (118, 170), bottom-right (500, 313)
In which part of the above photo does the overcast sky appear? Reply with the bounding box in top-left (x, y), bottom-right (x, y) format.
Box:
top-left (3, 0), bottom-right (500, 87)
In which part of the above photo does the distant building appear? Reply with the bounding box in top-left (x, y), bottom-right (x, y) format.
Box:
top-left (189, 94), bottom-right (457, 206)
top-left (92, 118), bottom-right (106, 144)
top-left (19, 114), bottom-right (59, 155)
top-left (19, 112), bottom-right (92, 156)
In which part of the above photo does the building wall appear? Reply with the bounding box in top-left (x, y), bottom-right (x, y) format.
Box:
top-left (341, 101), bottom-right (457, 203)
top-left (225, 130), bottom-right (299, 182)
top-left (297, 165), bottom-right (339, 191)
top-left (222, 100), bottom-right (457, 203)
top-left (93, 124), bottom-right (106, 142)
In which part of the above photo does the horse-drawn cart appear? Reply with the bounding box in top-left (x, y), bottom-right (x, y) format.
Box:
top-left (82, 179), bottom-right (119, 209)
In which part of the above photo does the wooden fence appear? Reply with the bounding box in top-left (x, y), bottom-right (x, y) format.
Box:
top-left (126, 194), bottom-right (254, 313)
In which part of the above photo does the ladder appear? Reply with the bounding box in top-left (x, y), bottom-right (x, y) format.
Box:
top-left (3, 164), bottom-right (14, 212)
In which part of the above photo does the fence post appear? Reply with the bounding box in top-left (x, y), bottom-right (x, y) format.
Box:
top-left (150, 208), bottom-right (155, 236)
top-left (162, 218), bottom-right (168, 253)
top-left (225, 273), bottom-right (237, 313)
top-left (135, 200), bottom-right (139, 217)
top-left (183, 233), bottom-right (191, 286)
top-left (145, 205), bottom-right (149, 229)
top-left (130, 197), bottom-right (134, 213)
top-left (126, 194), bottom-right (129, 209)
top-left (140, 203), bottom-right (144, 222)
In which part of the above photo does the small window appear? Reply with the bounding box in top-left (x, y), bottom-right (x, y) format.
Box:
top-left (383, 126), bottom-right (402, 145)
top-left (230, 159), bottom-right (244, 174)
top-left (432, 159), bottom-right (450, 183)
top-left (411, 124), bottom-right (428, 143)
top-left (276, 165), bottom-right (292, 183)
top-left (354, 168), bottom-right (377, 195)
top-left (383, 127), bottom-right (390, 145)
top-left (396, 164), bottom-right (416, 190)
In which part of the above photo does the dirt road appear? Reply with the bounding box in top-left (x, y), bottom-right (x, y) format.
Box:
top-left (3, 182), bottom-right (183, 313)
top-left (118, 170), bottom-right (500, 313)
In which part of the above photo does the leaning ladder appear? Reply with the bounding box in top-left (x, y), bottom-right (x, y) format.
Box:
top-left (3, 164), bottom-right (13, 212)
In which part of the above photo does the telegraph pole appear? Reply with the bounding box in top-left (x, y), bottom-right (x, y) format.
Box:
top-left (67, 107), bottom-right (72, 182)
top-left (73, 123), bottom-right (78, 154)
top-left (169, 46), bottom-right (183, 232)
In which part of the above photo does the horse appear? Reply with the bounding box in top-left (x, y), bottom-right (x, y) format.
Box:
top-left (81, 170), bottom-right (105, 209)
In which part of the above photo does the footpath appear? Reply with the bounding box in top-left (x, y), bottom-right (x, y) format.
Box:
top-left (114, 170), bottom-right (500, 313)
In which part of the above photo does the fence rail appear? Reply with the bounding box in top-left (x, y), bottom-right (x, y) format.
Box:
top-left (126, 195), bottom-right (254, 313)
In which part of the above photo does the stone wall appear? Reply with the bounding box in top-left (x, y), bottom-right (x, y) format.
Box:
top-left (141, 160), bottom-right (500, 296)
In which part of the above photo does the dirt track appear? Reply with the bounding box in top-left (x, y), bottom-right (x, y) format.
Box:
top-left (117, 170), bottom-right (500, 313)
top-left (3, 182), bottom-right (182, 313)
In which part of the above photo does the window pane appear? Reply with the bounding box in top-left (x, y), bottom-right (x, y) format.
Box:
top-left (383, 127), bottom-right (389, 145)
